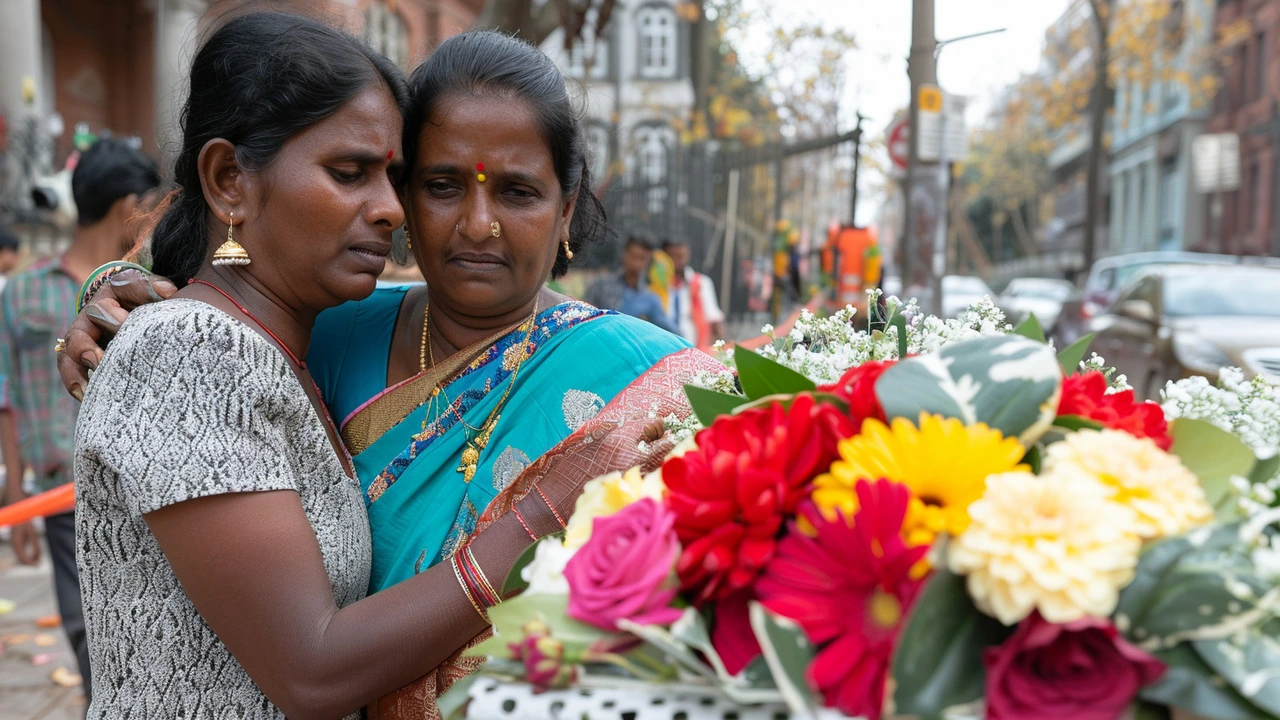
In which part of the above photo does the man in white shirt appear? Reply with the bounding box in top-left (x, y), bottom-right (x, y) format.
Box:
top-left (662, 238), bottom-right (727, 348)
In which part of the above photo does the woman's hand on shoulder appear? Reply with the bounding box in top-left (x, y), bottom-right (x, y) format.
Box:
top-left (57, 269), bottom-right (177, 399)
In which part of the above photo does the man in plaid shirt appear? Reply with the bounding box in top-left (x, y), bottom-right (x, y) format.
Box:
top-left (0, 138), bottom-right (159, 698)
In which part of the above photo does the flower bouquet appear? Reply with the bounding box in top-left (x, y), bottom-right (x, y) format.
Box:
top-left (445, 304), bottom-right (1280, 720)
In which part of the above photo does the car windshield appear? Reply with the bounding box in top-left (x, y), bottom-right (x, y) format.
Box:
top-left (944, 277), bottom-right (991, 295)
top-left (1009, 281), bottom-right (1071, 300)
top-left (1163, 271), bottom-right (1280, 318)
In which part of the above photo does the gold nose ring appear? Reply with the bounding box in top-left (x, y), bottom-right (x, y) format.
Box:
top-left (491, 221), bottom-right (501, 238)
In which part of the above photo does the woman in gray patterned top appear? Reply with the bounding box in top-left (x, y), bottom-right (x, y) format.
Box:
top-left (73, 13), bottom-right (574, 719)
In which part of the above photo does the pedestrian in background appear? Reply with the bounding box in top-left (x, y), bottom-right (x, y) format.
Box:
top-left (662, 237), bottom-right (726, 348)
top-left (0, 229), bottom-right (21, 296)
top-left (0, 137), bottom-right (161, 701)
top-left (584, 232), bottom-right (681, 335)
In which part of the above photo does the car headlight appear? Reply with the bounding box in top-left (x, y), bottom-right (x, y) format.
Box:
top-left (1173, 333), bottom-right (1233, 373)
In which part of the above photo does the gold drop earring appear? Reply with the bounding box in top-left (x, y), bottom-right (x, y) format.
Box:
top-left (562, 240), bottom-right (574, 260)
top-left (212, 212), bottom-right (250, 266)
top-left (404, 224), bottom-right (412, 252)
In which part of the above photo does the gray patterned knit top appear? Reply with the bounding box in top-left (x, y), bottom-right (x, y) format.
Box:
top-left (74, 299), bottom-right (371, 719)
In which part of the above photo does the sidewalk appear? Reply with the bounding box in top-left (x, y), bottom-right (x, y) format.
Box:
top-left (0, 537), bottom-right (85, 720)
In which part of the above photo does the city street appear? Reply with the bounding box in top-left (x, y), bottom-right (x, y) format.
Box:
top-left (0, 538), bottom-right (84, 720)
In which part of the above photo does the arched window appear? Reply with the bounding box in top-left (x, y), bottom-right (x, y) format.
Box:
top-left (365, 1), bottom-right (409, 68)
top-left (585, 123), bottom-right (611, 183)
top-left (632, 124), bottom-right (672, 212)
top-left (636, 5), bottom-right (677, 79)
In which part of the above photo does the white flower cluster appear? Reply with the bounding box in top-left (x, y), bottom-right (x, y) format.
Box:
top-left (719, 294), bottom-right (1013, 385)
top-left (660, 412), bottom-right (703, 444)
top-left (1080, 353), bottom-right (1132, 393)
top-left (1163, 368), bottom-right (1280, 511)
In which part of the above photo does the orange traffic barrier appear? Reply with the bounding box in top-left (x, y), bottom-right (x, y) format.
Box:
top-left (0, 483), bottom-right (75, 528)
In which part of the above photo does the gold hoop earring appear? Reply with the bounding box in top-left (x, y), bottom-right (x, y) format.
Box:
top-left (490, 221), bottom-right (501, 238)
top-left (562, 240), bottom-right (574, 261)
top-left (212, 212), bottom-right (250, 266)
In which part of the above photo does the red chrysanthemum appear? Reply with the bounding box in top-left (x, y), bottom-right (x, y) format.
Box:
top-left (663, 394), bottom-right (856, 604)
top-left (1058, 371), bottom-right (1172, 450)
top-left (756, 479), bottom-right (930, 720)
top-left (818, 360), bottom-right (893, 430)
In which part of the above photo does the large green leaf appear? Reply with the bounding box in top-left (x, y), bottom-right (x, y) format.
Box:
top-left (875, 334), bottom-right (1062, 444)
top-left (684, 384), bottom-right (749, 427)
top-left (467, 592), bottom-right (619, 659)
top-left (1052, 415), bottom-right (1105, 432)
top-left (1248, 453), bottom-right (1280, 487)
top-left (1170, 418), bottom-right (1255, 521)
top-left (1012, 314), bottom-right (1046, 343)
top-left (891, 564), bottom-right (1014, 719)
top-left (749, 601), bottom-right (820, 718)
top-left (1057, 333), bottom-right (1096, 375)
top-left (500, 538), bottom-right (545, 598)
top-left (891, 310), bottom-right (909, 359)
top-left (733, 346), bottom-right (817, 400)
top-left (1140, 644), bottom-right (1273, 720)
top-left (1196, 620), bottom-right (1280, 716)
top-left (1115, 524), bottom-right (1243, 639)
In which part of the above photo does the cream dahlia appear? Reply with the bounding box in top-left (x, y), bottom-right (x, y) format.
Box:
top-left (1043, 429), bottom-right (1213, 540)
top-left (563, 466), bottom-right (664, 551)
top-left (948, 470), bottom-right (1141, 626)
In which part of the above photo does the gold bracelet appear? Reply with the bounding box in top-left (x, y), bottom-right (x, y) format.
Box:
top-left (464, 545), bottom-right (501, 605)
top-left (451, 554), bottom-right (489, 623)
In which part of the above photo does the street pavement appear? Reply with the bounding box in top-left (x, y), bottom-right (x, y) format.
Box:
top-left (0, 537), bottom-right (85, 720)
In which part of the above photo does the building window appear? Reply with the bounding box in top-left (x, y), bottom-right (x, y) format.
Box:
top-left (632, 125), bottom-right (672, 212)
top-left (365, 1), bottom-right (409, 69)
top-left (568, 13), bottom-right (609, 79)
top-left (636, 5), bottom-right (677, 79)
top-left (1158, 161), bottom-right (1177, 246)
top-left (585, 123), bottom-right (611, 183)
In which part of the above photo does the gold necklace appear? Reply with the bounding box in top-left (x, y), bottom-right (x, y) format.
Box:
top-left (421, 298), bottom-right (540, 483)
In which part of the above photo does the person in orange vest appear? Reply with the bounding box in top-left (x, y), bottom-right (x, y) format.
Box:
top-left (661, 238), bottom-right (727, 349)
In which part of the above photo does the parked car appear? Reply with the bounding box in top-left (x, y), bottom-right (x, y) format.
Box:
top-left (997, 278), bottom-right (1076, 332)
top-left (941, 275), bottom-right (994, 318)
top-left (1054, 251), bottom-right (1280, 346)
top-left (1088, 264), bottom-right (1280, 399)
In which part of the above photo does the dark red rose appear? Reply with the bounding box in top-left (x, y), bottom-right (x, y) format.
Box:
top-left (1058, 371), bottom-right (1172, 450)
top-left (985, 613), bottom-right (1166, 720)
top-left (663, 394), bottom-right (855, 604)
top-left (819, 360), bottom-right (893, 430)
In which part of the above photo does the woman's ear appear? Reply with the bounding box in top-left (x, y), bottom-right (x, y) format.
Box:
top-left (559, 191), bottom-right (579, 244)
top-left (196, 139), bottom-right (247, 225)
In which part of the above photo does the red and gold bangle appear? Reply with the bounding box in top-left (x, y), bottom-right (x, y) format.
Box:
top-left (451, 553), bottom-right (489, 622)
top-left (533, 484), bottom-right (566, 529)
top-left (512, 504), bottom-right (538, 541)
top-left (462, 545), bottom-right (500, 607)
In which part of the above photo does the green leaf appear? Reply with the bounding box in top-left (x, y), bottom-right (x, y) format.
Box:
top-left (1052, 415), bottom-right (1106, 432)
top-left (892, 310), bottom-right (909, 359)
top-left (1195, 617), bottom-right (1280, 716)
top-left (1057, 333), bottom-right (1096, 375)
top-left (733, 346), bottom-right (817, 400)
top-left (684, 384), bottom-right (749, 427)
top-left (500, 538), bottom-right (544, 598)
top-left (1132, 700), bottom-right (1171, 720)
top-left (1170, 418), bottom-right (1255, 521)
top-left (1115, 524), bottom-right (1244, 637)
top-left (472, 592), bottom-right (619, 659)
top-left (891, 562), bottom-right (1014, 719)
top-left (731, 391), bottom-right (850, 417)
top-left (1248, 453), bottom-right (1280, 487)
top-left (876, 334), bottom-right (1062, 444)
top-left (1140, 644), bottom-right (1274, 720)
top-left (749, 601), bottom-right (820, 718)
top-left (1012, 314), bottom-right (1046, 343)
top-left (437, 672), bottom-right (480, 720)
top-left (1022, 445), bottom-right (1042, 474)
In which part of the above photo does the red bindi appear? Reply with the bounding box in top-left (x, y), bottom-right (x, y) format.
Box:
top-left (476, 162), bottom-right (485, 172)
top-left (387, 150), bottom-right (394, 160)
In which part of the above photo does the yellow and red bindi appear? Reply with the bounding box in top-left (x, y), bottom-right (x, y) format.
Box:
top-left (476, 162), bottom-right (486, 183)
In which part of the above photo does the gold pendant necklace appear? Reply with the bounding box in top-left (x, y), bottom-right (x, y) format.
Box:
top-left (422, 297), bottom-right (540, 484)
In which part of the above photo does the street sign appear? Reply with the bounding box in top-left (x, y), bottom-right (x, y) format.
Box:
top-left (944, 94), bottom-right (969, 159)
top-left (919, 85), bottom-right (943, 113)
top-left (1192, 133), bottom-right (1241, 193)
top-left (887, 116), bottom-right (909, 172)
top-left (917, 86), bottom-right (968, 162)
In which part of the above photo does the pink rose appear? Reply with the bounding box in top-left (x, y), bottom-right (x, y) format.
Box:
top-left (564, 498), bottom-right (684, 631)
top-left (985, 613), bottom-right (1167, 720)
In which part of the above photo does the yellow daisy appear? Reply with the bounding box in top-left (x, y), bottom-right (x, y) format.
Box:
top-left (1043, 429), bottom-right (1214, 540)
top-left (813, 413), bottom-right (1028, 546)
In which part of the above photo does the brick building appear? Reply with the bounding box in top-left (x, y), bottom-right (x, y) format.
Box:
top-left (1206, 0), bottom-right (1280, 256)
